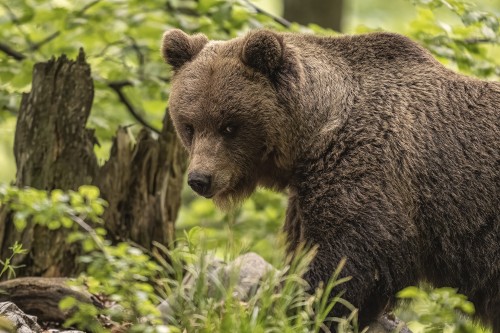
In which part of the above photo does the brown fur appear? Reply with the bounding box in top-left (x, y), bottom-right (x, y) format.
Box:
top-left (161, 29), bottom-right (500, 331)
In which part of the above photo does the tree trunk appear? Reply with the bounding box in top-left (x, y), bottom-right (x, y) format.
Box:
top-left (0, 51), bottom-right (186, 278)
top-left (283, 0), bottom-right (344, 32)
top-left (0, 51), bottom-right (98, 277)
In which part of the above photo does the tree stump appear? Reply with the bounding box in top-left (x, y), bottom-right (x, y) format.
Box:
top-left (95, 114), bottom-right (186, 248)
top-left (0, 50), bottom-right (186, 278)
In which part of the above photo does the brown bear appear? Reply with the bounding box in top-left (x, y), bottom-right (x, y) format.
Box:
top-left (160, 29), bottom-right (500, 331)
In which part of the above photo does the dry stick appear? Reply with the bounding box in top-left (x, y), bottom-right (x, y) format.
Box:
top-left (30, 31), bottom-right (61, 51)
top-left (127, 36), bottom-right (146, 79)
top-left (68, 212), bottom-right (113, 262)
top-left (0, 2), bottom-right (34, 48)
top-left (241, 0), bottom-right (292, 28)
top-left (108, 81), bottom-right (162, 135)
top-left (461, 37), bottom-right (498, 44)
top-left (0, 42), bottom-right (25, 61)
top-left (76, 0), bottom-right (102, 16)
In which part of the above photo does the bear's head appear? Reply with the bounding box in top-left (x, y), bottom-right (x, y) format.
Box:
top-left (161, 29), bottom-right (303, 208)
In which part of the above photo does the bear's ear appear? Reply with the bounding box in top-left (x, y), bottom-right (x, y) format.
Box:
top-left (241, 30), bottom-right (284, 75)
top-left (161, 29), bottom-right (208, 70)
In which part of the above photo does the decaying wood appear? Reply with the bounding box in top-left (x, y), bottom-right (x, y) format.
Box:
top-left (0, 50), bottom-right (98, 277)
top-left (0, 50), bottom-right (186, 278)
top-left (96, 114), bottom-right (186, 248)
top-left (0, 277), bottom-right (98, 323)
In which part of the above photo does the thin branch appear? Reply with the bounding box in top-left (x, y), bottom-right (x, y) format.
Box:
top-left (68, 213), bottom-right (112, 261)
top-left (30, 31), bottom-right (61, 51)
top-left (76, 0), bottom-right (102, 16)
top-left (127, 36), bottom-right (145, 79)
top-left (96, 40), bottom-right (126, 57)
top-left (242, 0), bottom-right (291, 28)
top-left (0, 42), bottom-right (26, 61)
top-left (108, 81), bottom-right (161, 135)
top-left (460, 37), bottom-right (498, 44)
top-left (2, 105), bottom-right (18, 116)
top-left (0, 2), bottom-right (34, 48)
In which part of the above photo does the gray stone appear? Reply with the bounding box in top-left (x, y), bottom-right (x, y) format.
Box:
top-left (367, 313), bottom-right (412, 333)
top-left (0, 302), bottom-right (41, 333)
top-left (158, 253), bottom-right (276, 323)
top-left (0, 302), bottom-right (86, 333)
top-left (215, 252), bottom-right (275, 300)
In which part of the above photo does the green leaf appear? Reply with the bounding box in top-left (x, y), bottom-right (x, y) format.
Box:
top-left (78, 185), bottom-right (100, 200)
top-left (397, 286), bottom-right (425, 299)
top-left (59, 296), bottom-right (77, 311)
top-left (13, 211), bottom-right (28, 231)
top-left (60, 216), bottom-right (74, 228)
top-left (47, 220), bottom-right (61, 230)
top-left (458, 301), bottom-right (475, 315)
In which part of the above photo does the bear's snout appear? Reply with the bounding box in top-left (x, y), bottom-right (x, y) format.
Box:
top-left (187, 171), bottom-right (212, 197)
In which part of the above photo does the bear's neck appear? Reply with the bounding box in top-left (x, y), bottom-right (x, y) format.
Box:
top-left (257, 38), bottom-right (357, 192)
top-left (281, 42), bottom-right (355, 177)
top-left (257, 152), bottom-right (294, 192)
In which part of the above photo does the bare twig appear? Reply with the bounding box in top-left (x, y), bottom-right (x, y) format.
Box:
top-left (108, 81), bottom-right (161, 135)
top-left (461, 37), bottom-right (498, 44)
top-left (0, 42), bottom-right (26, 61)
top-left (241, 0), bottom-right (291, 28)
top-left (2, 105), bottom-right (18, 115)
top-left (30, 31), bottom-right (61, 51)
top-left (76, 0), bottom-right (102, 16)
top-left (127, 36), bottom-right (145, 78)
top-left (0, 31), bottom-right (61, 58)
top-left (0, 2), bottom-right (34, 47)
top-left (68, 213), bottom-right (112, 261)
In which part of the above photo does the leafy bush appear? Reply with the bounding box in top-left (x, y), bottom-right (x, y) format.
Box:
top-left (397, 286), bottom-right (488, 333)
top-left (1, 184), bottom-right (359, 333)
top-left (1, 184), bottom-right (492, 332)
top-left (408, 0), bottom-right (499, 78)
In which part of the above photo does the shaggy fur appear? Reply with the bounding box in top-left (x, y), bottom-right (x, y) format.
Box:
top-left (161, 29), bottom-right (500, 331)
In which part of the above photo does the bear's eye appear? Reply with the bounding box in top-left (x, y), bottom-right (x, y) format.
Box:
top-left (220, 124), bottom-right (237, 138)
top-left (184, 124), bottom-right (194, 141)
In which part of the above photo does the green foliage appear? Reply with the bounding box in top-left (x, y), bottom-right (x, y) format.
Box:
top-left (0, 316), bottom-right (15, 333)
top-left (0, 183), bottom-right (106, 233)
top-left (1, 184), bottom-right (359, 332)
top-left (150, 236), bottom-right (358, 333)
top-left (397, 286), bottom-right (487, 333)
top-left (408, 0), bottom-right (500, 78)
top-left (177, 188), bottom-right (287, 263)
top-left (0, 241), bottom-right (27, 279)
top-left (0, 184), bottom-right (163, 331)
top-left (0, 0), bottom-right (287, 138)
top-left (62, 243), bottom-right (167, 332)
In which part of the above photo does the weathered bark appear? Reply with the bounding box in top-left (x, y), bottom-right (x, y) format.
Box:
top-left (0, 50), bottom-right (98, 277)
top-left (283, 0), bottom-right (344, 32)
top-left (95, 115), bottom-right (186, 248)
top-left (0, 51), bottom-right (186, 277)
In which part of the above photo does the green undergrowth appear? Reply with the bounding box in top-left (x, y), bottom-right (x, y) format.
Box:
top-left (0, 184), bottom-right (359, 333)
top-left (0, 184), bottom-right (491, 333)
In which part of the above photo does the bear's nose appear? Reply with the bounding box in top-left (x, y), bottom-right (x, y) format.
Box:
top-left (187, 172), bottom-right (212, 197)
